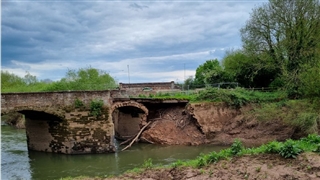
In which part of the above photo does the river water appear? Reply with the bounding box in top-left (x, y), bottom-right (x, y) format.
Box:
top-left (1, 124), bottom-right (226, 180)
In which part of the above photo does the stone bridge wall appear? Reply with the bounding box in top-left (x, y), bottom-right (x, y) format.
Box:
top-left (1, 90), bottom-right (185, 154)
top-left (1, 90), bottom-right (129, 154)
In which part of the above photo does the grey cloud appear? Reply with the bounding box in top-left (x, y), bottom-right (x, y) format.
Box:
top-left (1, 1), bottom-right (265, 82)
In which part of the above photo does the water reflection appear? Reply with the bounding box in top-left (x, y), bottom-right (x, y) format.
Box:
top-left (2, 124), bottom-right (227, 180)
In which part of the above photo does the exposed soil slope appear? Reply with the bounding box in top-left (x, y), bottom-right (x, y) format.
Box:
top-left (141, 102), bottom-right (295, 147)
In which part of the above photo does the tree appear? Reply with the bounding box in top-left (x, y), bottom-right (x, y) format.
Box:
top-left (222, 49), bottom-right (277, 88)
top-left (24, 71), bottom-right (38, 85)
top-left (183, 76), bottom-right (195, 90)
top-left (45, 67), bottom-right (117, 91)
top-left (194, 59), bottom-right (222, 87)
top-left (1, 71), bottom-right (26, 91)
top-left (241, 0), bottom-right (320, 94)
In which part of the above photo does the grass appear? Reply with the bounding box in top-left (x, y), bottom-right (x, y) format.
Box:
top-left (128, 135), bottom-right (320, 172)
top-left (135, 87), bottom-right (287, 108)
top-left (249, 99), bottom-right (320, 135)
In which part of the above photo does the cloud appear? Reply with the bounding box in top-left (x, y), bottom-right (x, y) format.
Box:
top-left (1, 1), bottom-right (265, 83)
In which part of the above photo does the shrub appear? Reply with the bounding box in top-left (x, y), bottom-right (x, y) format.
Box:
top-left (279, 139), bottom-right (302, 158)
top-left (292, 113), bottom-right (319, 134)
top-left (196, 154), bottom-right (207, 168)
top-left (142, 158), bottom-right (153, 169)
top-left (206, 151), bottom-right (220, 164)
top-left (265, 141), bottom-right (282, 154)
top-left (301, 134), bottom-right (320, 144)
top-left (90, 99), bottom-right (104, 116)
top-left (230, 139), bottom-right (244, 156)
top-left (74, 98), bottom-right (84, 108)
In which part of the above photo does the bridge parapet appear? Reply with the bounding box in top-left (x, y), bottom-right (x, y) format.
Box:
top-left (1, 91), bottom-right (113, 114)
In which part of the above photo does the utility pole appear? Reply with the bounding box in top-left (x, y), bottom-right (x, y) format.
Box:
top-left (127, 65), bottom-right (130, 85)
top-left (184, 63), bottom-right (186, 82)
top-left (183, 63), bottom-right (186, 91)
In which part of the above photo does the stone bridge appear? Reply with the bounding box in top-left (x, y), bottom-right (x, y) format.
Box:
top-left (1, 90), bottom-right (188, 154)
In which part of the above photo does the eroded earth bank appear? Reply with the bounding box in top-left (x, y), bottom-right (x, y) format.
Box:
top-left (141, 102), bottom-right (296, 147)
top-left (110, 102), bottom-right (320, 180)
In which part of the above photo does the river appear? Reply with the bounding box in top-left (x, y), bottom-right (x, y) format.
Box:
top-left (1, 124), bottom-right (226, 180)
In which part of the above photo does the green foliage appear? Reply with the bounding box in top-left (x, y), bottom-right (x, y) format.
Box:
top-left (230, 139), bottom-right (244, 156)
top-left (299, 62), bottom-right (320, 97)
top-left (292, 113), bottom-right (319, 134)
top-left (194, 59), bottom-right (222, 87)
top-left (240, 0), bottom-right (320, 96)
top-left (222, 50), bottom-right (277, 88)
top-left (265, 141), bottom-right (282, 154)
top-left (249, 99), bottom-right (320, 134)
top-left (45, 67), bottom-right (117, 91)
top-left (1, 71), bottom-right (48, 93)
top-left (171, 160), bottom-right (184, 168)
top-left (142, 158), bottom-right (153, 169)
top-left (120, 136), bottom-right (319, 175)
top-left (90, 99), bottom-right (104, 117)
top-left (1, 67), bottom-right (118, 93)
top-left (301, 134), bottom-right (320, 144)
top-left (279, 139), bottom-right (302, 159)
top-left (183, 76), bottom-right (196, 90)
top-left (195, 154), bottom-right (207, 168)
top-left (74, 98), bottom-right (84, 108)
top-left (194, 88), bottom-right (287, 108)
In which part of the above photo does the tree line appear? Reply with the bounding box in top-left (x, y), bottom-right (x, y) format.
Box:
top-left (186, 0), bottom-right (320, 98)
top-left (1, 67), bottom-right (117, 93)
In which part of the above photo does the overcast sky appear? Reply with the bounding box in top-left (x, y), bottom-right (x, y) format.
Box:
top-left (1, 0), bottom-right (266, 84)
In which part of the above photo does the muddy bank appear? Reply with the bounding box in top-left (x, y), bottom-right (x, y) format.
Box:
top-left (110, 152), bottom-right (320, 180)
top-left (141, 102), bottom-right (295, 147)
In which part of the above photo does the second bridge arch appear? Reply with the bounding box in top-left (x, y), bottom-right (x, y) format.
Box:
top-left (111, 101), bottom-right (148, 140)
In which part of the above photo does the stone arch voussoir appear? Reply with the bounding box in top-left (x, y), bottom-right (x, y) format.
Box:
top-left (111, 101), bottom-right (149, 115)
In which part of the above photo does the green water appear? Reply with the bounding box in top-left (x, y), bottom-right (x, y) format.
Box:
top-left (1, 124), bottom-right (227, 180)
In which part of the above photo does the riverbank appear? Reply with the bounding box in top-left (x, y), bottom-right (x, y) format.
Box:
top-left (64, 135), bottom-right (320, 180)
top-left (109, 152), bottom-right (320, 180)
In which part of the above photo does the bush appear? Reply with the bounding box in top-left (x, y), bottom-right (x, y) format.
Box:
top-left (265, 141), bottom-right (282, 154)
top-left (142, 158), bottom-right (153, 169)
top-left (230, 139), bottom-right (244, 156)
top-left (194, 87), bottom-right (286, 108)
top-left (279, 139), bottom-right (302, 158)
top-left (90, 99), bottom-right (104, 116)
top-left (74, 98), bottom-right (84, 108)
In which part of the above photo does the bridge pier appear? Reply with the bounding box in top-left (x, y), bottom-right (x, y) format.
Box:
top-left (22, 109), bottom-right (115, 154)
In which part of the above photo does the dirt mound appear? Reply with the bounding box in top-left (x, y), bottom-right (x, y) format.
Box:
top-left (141, 106), bottom-right (205, 145)
top-left (111, 152), bottom-right (320, 180)
top-left (141, 103), bottom-right (295, 147)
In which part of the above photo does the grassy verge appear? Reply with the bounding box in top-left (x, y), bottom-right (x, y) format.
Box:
top-left (136, 87), bottom-right (287, 107)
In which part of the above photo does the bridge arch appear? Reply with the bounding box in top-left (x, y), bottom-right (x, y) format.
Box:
top-left (2, 107), bottom-right (68, 153)
top-left (111, 101), bottom-right (149, 140)
top-left (1, 106), bottom-right (65, 120)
